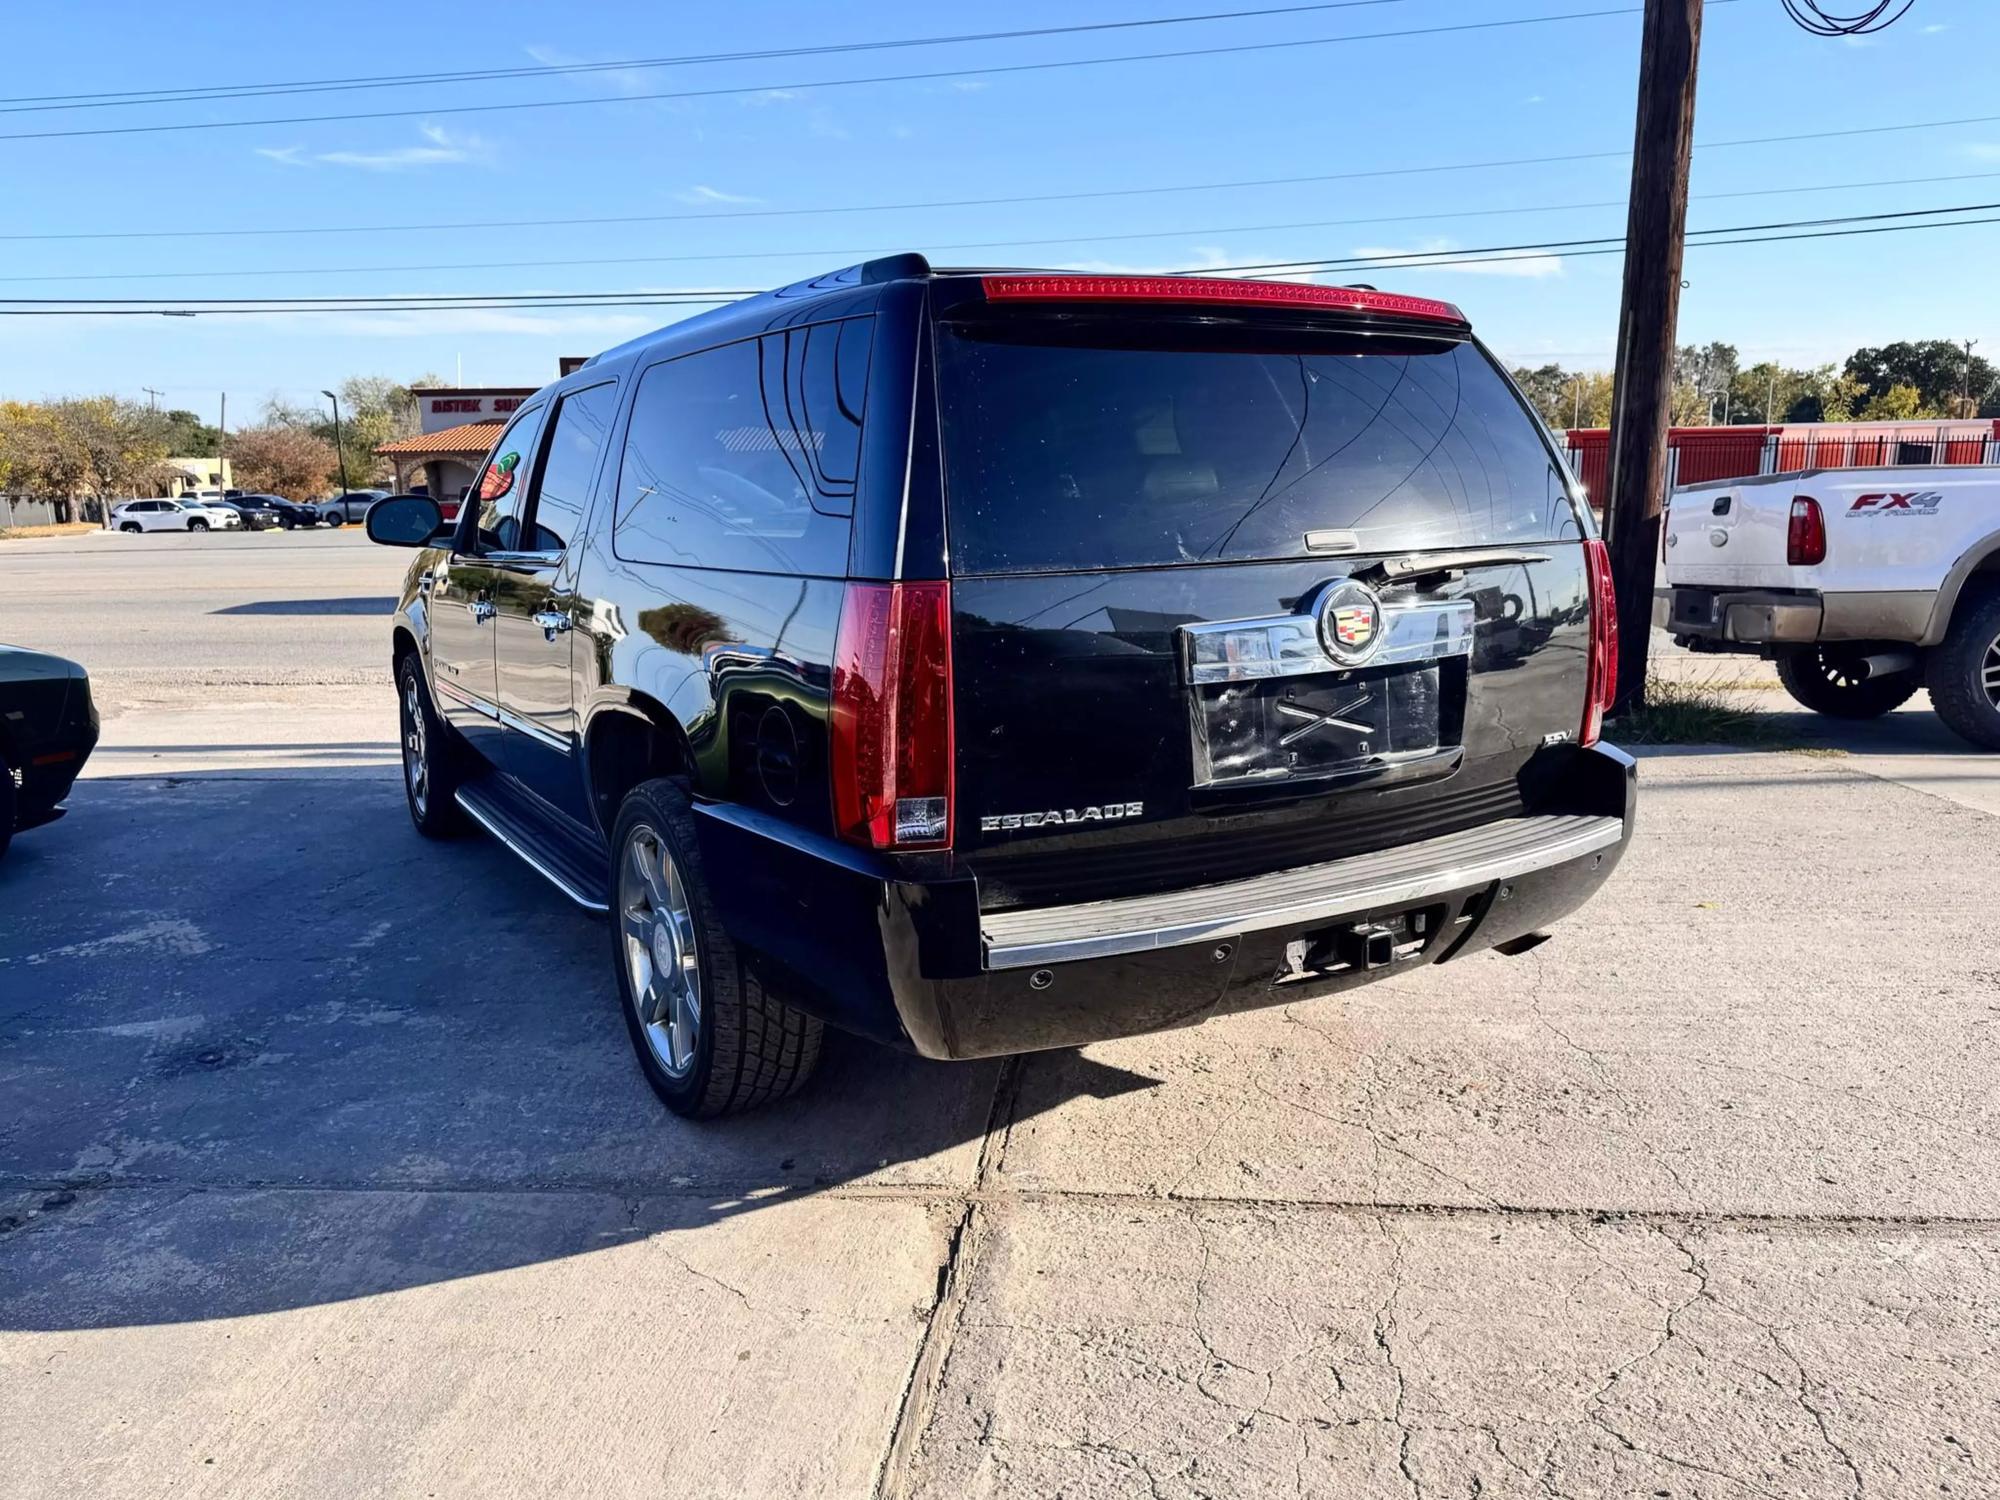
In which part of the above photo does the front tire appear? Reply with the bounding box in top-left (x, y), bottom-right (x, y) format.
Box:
top-left (610, 778), bottom-right (822, 1117)
top-left (323, 512), bottom-right (344, 527)
top-left (1775, 647), bottom-right (1920, 719)
top-left (187, 518), bottom-right (209, 533)
top-left (1926, 587), bottom-right (2000, 751)
top-left (397, 654), bottom-right (464, 836)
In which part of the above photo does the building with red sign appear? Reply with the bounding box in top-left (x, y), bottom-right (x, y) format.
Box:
top-left (373, 385), bottom-right (537, 501)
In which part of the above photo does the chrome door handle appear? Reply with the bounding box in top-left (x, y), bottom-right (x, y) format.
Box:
top-left (532, 609), bottom-right (572, 640)
top-left (469, 599), bottom-right (496, 623)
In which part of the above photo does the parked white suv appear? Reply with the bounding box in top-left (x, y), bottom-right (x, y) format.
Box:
top-left (109, 498), bottom-right (241, 533)
top-left (1659, 465), bottom-right (2000, 748)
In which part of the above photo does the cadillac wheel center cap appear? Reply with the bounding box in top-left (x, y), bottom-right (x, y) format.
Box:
top-left (1315, 578), bottom-right (1385, 668)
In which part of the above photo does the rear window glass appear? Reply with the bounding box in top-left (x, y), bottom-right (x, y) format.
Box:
top-left (613, 318), bottom-right (872, 577)
top-left (936, 320), bottom-right (1580, 574)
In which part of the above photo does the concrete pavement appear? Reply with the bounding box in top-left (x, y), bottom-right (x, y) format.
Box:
top-left (4, 532), bottom-right (1999, 1497)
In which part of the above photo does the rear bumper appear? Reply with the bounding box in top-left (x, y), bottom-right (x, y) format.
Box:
top-left (695, 743), bottom-right (1637, 1062)
top-left (1658, 585), bottom-right (1934, 647)
top-left (1656, 585), bottom-right (1822, 645)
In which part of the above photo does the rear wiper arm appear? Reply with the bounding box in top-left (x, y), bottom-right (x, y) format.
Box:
top-left (1349, 548), bottom-right (1550, 587)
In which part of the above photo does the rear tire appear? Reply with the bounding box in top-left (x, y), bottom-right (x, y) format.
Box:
top-left (609, 777), bottom-right (822, 1118)
top-left (1925, 587), bottom-right (2000, 751)
top-left (397, 654), bottom-right (465, 836)
top-left (119, 522), bottom-right (141, 534)
top-left (1775, 647), bottom-right (1920, 719)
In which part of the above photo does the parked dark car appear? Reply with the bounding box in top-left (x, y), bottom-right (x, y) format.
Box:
top-left (318, 490), bottom-right (390, 527)
top-left (207, 497), bottom-right (283, 531)
top-left (366, 255), bottom-right (1633, 1118)
top-left (226, 493), bottom-right (312, 529)
top-left (0, 645), bottom-right (98, 860)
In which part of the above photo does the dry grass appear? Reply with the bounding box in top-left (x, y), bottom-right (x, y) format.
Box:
top-left (0, 521), bottom-right (99, 540)
top-left (1615, 670), bottom-right (1793, 747)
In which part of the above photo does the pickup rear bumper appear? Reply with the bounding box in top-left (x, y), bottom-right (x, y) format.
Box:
top-left (1658, 585), bottom-right (1937, 648)
top-left (694, 743), bottom-right (1637, 1061)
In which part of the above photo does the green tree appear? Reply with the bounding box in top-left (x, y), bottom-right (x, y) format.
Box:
top-left (160, 408), bottom-right (221, 457)
top-left (1845, 341), bottom-right (1995, 416)
top-left (1860, 383), bottom-right (1927, 422)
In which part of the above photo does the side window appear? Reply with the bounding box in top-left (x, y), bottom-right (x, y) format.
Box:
top-left (465, 404), bottom-right (547, 553)
top-left (613, 318), bottom-right (871, 575)
top-left (523, 382), bottom-right (619, 554)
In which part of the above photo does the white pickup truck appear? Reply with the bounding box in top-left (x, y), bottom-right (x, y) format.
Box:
top-left (1657, 465), bottom-right (2000, 749)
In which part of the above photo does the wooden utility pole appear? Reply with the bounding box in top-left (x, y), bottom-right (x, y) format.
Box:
top-left (1604, 0), bottom-right (1703, 713)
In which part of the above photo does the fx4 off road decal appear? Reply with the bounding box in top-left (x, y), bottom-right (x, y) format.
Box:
top-left (1848, 491), bottom-right (1943, 516)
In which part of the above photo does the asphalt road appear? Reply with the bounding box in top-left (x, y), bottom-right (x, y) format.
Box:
top-left (4, 534), bottom-right (2000, 1498)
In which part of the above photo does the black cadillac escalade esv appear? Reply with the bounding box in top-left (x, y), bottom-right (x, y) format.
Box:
top-left (367, 255), bottom-right (1634, 1117)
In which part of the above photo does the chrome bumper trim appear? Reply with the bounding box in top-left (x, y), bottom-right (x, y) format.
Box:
top-left (981, 813), bottom-right (1624, 971)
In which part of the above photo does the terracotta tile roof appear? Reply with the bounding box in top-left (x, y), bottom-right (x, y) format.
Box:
top-left (374, 420), bottom-right (504, 458)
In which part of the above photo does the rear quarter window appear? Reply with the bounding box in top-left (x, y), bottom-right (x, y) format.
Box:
top-left (936, 321), bottom-right (1582, 575)
top-left (613, 318), bottom-right (873, 577)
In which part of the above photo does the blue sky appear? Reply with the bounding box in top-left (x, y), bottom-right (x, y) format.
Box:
top-left (2, 0), bottom-right (1994, 414)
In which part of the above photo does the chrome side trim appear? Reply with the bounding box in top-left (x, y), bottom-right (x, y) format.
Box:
top-left (498, 706), bottom-right (571, 754)
top-left (453, 788), bottom-right (610, 913)
top-left (981, 813), bottom-right (1624, 970)
top-left (1181, 596), bottom-right (1475, 685)
top-left (434, 679), bottom-right (500, 719)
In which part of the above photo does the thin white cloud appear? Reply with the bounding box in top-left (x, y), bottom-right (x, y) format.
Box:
top-left (742, 89), bottom-right (802, 106)
top-left (1962, 143), bottom-right (2000, 162)
top-left (254, 122), bottom-right (494, 173)
top-left (1923, 23), bottom-right (1950, 33)
top-left (523, 43), bottom-right (653, 96)
top-left (1349, 239), bottom-right (1564, 279)
top-left (951, 80), bottom-right (990, 93)
top-left (675, 184), bottom-right (761, 206)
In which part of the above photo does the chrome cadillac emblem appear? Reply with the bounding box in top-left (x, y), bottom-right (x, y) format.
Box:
top-left (1314, 578), bottom-right (1385, 667)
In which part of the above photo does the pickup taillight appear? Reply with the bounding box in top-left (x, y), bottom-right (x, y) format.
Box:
top-left (830, 581), bottom-right (954, 850)
top-left (1787, 497), bottom-right (1827, 566)
top-left (1581, 538), bottom-right (1619, 748)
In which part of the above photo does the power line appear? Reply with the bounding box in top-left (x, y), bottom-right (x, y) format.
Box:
top-left (4, 102), bottom-right (1992, 246)
top-left (6, 201), bottom-right (1997, 315)
top-left (0, 4), bottom-right (1685, 143)
top-left (12, 173), bottom-right (2000, 285)
top-left (0, 1), bottom-right (1414, 114)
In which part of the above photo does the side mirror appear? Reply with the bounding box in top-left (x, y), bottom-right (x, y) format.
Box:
top-left (365, 495), bottom-right (444, 547)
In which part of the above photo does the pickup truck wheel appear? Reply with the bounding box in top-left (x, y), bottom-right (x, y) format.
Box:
top-left (1926, 588), bottom-right (2000, 751)
top-left (397, 655), bottom-right (464, 836)
top-left (1775, 647), bottom-right (1920, 719)
top-left (610, 777), bottom-right (823, 1118)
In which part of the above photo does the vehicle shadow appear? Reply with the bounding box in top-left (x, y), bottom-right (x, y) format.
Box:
top-left (211, 596), bottom-right (398, 615)
top-left (0, 772), bottom-right (1165, 1332)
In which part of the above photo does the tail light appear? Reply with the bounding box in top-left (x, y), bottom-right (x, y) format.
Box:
top-left (1787, 496), bottom-right (1827, 566)
top-left (1581, 538), bottom-right (1619, 748)
top-left (830, 581), bottom-right (954, 849)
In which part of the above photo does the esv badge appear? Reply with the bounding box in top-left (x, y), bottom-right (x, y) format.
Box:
top-left (1315, 578), bottom-right (1385, 667)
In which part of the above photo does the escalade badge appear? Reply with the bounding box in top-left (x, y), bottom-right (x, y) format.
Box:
top-left (1315, 578), bottom-right (1385, 667)
top-left (980, 802), bottom-right (1144, 834)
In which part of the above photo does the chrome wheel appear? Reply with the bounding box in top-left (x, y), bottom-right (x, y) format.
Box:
top-left (1984, 630), bottom-right (2000, 712)
top-left (619, 823), bottom-right (701, 1078)
top-left (401, 672), bottom-right (429, 819)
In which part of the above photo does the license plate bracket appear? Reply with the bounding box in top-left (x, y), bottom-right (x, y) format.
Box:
top-left (1189, 661), bottom-right (1451, 788)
